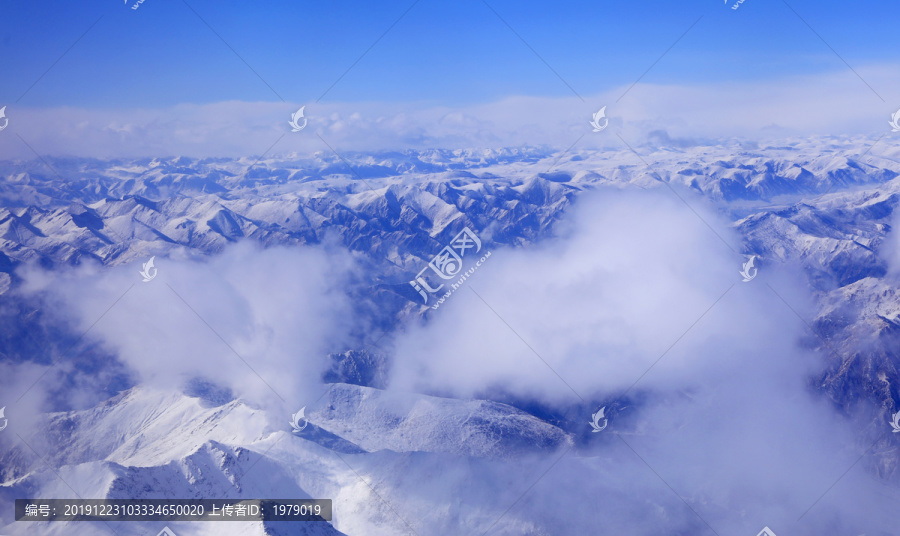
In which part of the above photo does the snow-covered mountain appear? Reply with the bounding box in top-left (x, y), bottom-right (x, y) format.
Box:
top-left (3, 139), bottom-right (898, 407)
top-left (0, 384), bottom-right (576, 535)
top-left (2, 138), bottom-right (900, 534)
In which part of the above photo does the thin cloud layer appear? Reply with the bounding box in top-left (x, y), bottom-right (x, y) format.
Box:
top-left (883, 208), bottom-right (900, 278)
top-left (1, 64), bottom-right (898, 159)
top-left (16, 242), bottom-right (354, 410)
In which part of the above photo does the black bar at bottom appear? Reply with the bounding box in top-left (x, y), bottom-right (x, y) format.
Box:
top-left (15, 499), bottom-right (332, 522)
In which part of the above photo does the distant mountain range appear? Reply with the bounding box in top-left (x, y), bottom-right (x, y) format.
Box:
top-left (1, 138), bottom-right (899, 534)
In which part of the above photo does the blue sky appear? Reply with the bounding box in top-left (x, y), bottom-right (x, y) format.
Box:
top-left (1, 0), bottom-right (896, 108)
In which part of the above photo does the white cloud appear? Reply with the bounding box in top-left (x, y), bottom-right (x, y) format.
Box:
top-left (392, 189), bottom-right (777, 401)
top-left (16, 242), bottom-right (354, 410)
top-left (1, 64), bottom-right (899, 159)
top-left (883, 207), bottom-right (900, 278)
top-left (386, 188), bottom-right (892, 534)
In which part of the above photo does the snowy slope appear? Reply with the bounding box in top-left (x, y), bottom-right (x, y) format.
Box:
top-left (3, 139), bottom-right (900, 534)
top-left (1, 384), bottom-right (574, 535)
top-left (308, 383), bottom-right (571, 458)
